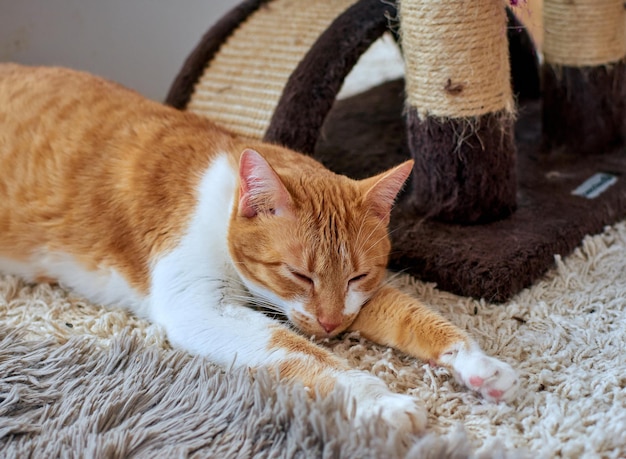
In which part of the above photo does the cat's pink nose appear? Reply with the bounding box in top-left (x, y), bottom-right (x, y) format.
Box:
top-left (317, 318), bottom-right (340, 334)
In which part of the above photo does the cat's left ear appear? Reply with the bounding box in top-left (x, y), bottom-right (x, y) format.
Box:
top-left (361, 160), bottom-right (414, 223)
top-left (238, 149), bottom-right (292, 218)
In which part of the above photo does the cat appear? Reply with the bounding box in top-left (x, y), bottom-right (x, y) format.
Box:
top-left (0, 63), bottom-right (519, 431)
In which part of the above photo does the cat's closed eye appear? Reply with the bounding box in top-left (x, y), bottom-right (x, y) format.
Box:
top-left (349, 273), bottom-right (368, 285)
top-left (287, 268), bottom-right (314, 286)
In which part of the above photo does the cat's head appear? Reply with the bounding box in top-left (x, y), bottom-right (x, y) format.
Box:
top-left (228, 148), bottom-right (413, 337)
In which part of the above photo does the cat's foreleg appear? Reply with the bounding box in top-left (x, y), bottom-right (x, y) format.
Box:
top-left (259, 321), bottom-right (427, 431)
top-left (348, 285), bottom-right (519, 402)
top-left (149, 288), bottom-right (426, 431)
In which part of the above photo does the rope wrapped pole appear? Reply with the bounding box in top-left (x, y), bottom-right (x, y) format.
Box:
top-left (401, 0), bottom-right (517, 223)
top-left (542, 0), bottom-right (626, 156)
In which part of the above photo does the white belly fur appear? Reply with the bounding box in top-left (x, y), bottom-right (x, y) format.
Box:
top-left (0, 252), bottom-right (148, 316)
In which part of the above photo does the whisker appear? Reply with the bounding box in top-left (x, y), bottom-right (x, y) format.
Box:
top-left (383, 267), bottom-right (411, 286)
top-left (228, 294), bottom-right (283, 308)
top-left (358, 212), bottom-right (388, 251)
top-left (359, 229), bottom-right (398, 259)
top-left (352, 213), bottom-right (392, 264)
top-left (228, 294), bottom-right (289, 316)
top-left (193, 276), bottom-right (230, 283)
top-left (364, 228), bottom-right (408, 255)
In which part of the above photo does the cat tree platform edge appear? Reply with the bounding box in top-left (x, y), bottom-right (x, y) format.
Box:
top-left (314, 79), bottom-right (626, 302)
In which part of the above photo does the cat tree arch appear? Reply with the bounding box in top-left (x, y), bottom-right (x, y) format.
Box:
top-left (167, 0), bottom-right (626, 302)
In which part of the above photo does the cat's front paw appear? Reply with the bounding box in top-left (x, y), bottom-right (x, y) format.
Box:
top-left (354, 391), bottom-right (427, 432)
top-left (441, 344), bottom-right (519, 403)
top-left (339, 371), bottom-right (427, 432)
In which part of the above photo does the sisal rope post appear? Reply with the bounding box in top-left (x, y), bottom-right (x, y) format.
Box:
top-left (542, 0), bottom-right (626, 156)
top-left (400, 0), bottom-right (517, 224)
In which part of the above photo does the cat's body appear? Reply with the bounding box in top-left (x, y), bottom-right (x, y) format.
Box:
top-left (0, 64), bottom-right (518, 430)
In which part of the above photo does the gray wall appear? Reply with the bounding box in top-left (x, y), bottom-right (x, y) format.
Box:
top-left (1, 0), bottom-right (239, 101)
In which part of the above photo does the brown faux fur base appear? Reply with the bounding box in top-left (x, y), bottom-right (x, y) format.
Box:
top-left (405, 109), bottom-right (517, 224)
top-left (315, 80), bottom-right (626, 302)
top-left (542, 61), bottom-right (626, 156)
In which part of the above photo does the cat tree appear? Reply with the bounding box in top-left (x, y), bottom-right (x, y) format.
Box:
top-left (167, 0), bottom-right (626, 302)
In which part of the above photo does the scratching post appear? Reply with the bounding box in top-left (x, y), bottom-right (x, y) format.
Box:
top-left (401, 0), bottom-right (517, 223)
top-left (542, 0), bottom-right (626, 155)
top-left (169, 0), bottom-right (626, 301)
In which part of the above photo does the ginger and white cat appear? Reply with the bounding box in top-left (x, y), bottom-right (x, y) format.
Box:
top-left (0, 64), bottom-right (518, 430)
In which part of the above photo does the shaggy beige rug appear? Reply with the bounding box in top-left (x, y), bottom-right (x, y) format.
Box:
top-left (1, 217), bottom-right (625, 457)
top-left (2, 26), bottom-right (625, 456)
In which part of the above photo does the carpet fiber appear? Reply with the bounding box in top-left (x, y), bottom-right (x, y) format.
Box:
top-left (1, 222), bottom-right (626, 457)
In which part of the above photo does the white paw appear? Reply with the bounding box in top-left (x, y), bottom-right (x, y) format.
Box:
top-left (442, 344), bottom-right (520, 402)
top-left (354, 391), bottom-right (427, 432)
top-left (338, 371), bottom-right (427, 432)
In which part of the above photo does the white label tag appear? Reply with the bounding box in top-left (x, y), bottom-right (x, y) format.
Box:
top-left (571, 173), bottom-right (618, 199)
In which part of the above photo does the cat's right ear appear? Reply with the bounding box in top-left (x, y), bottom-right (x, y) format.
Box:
top-left (238, 149), bottom-right (292, 218)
